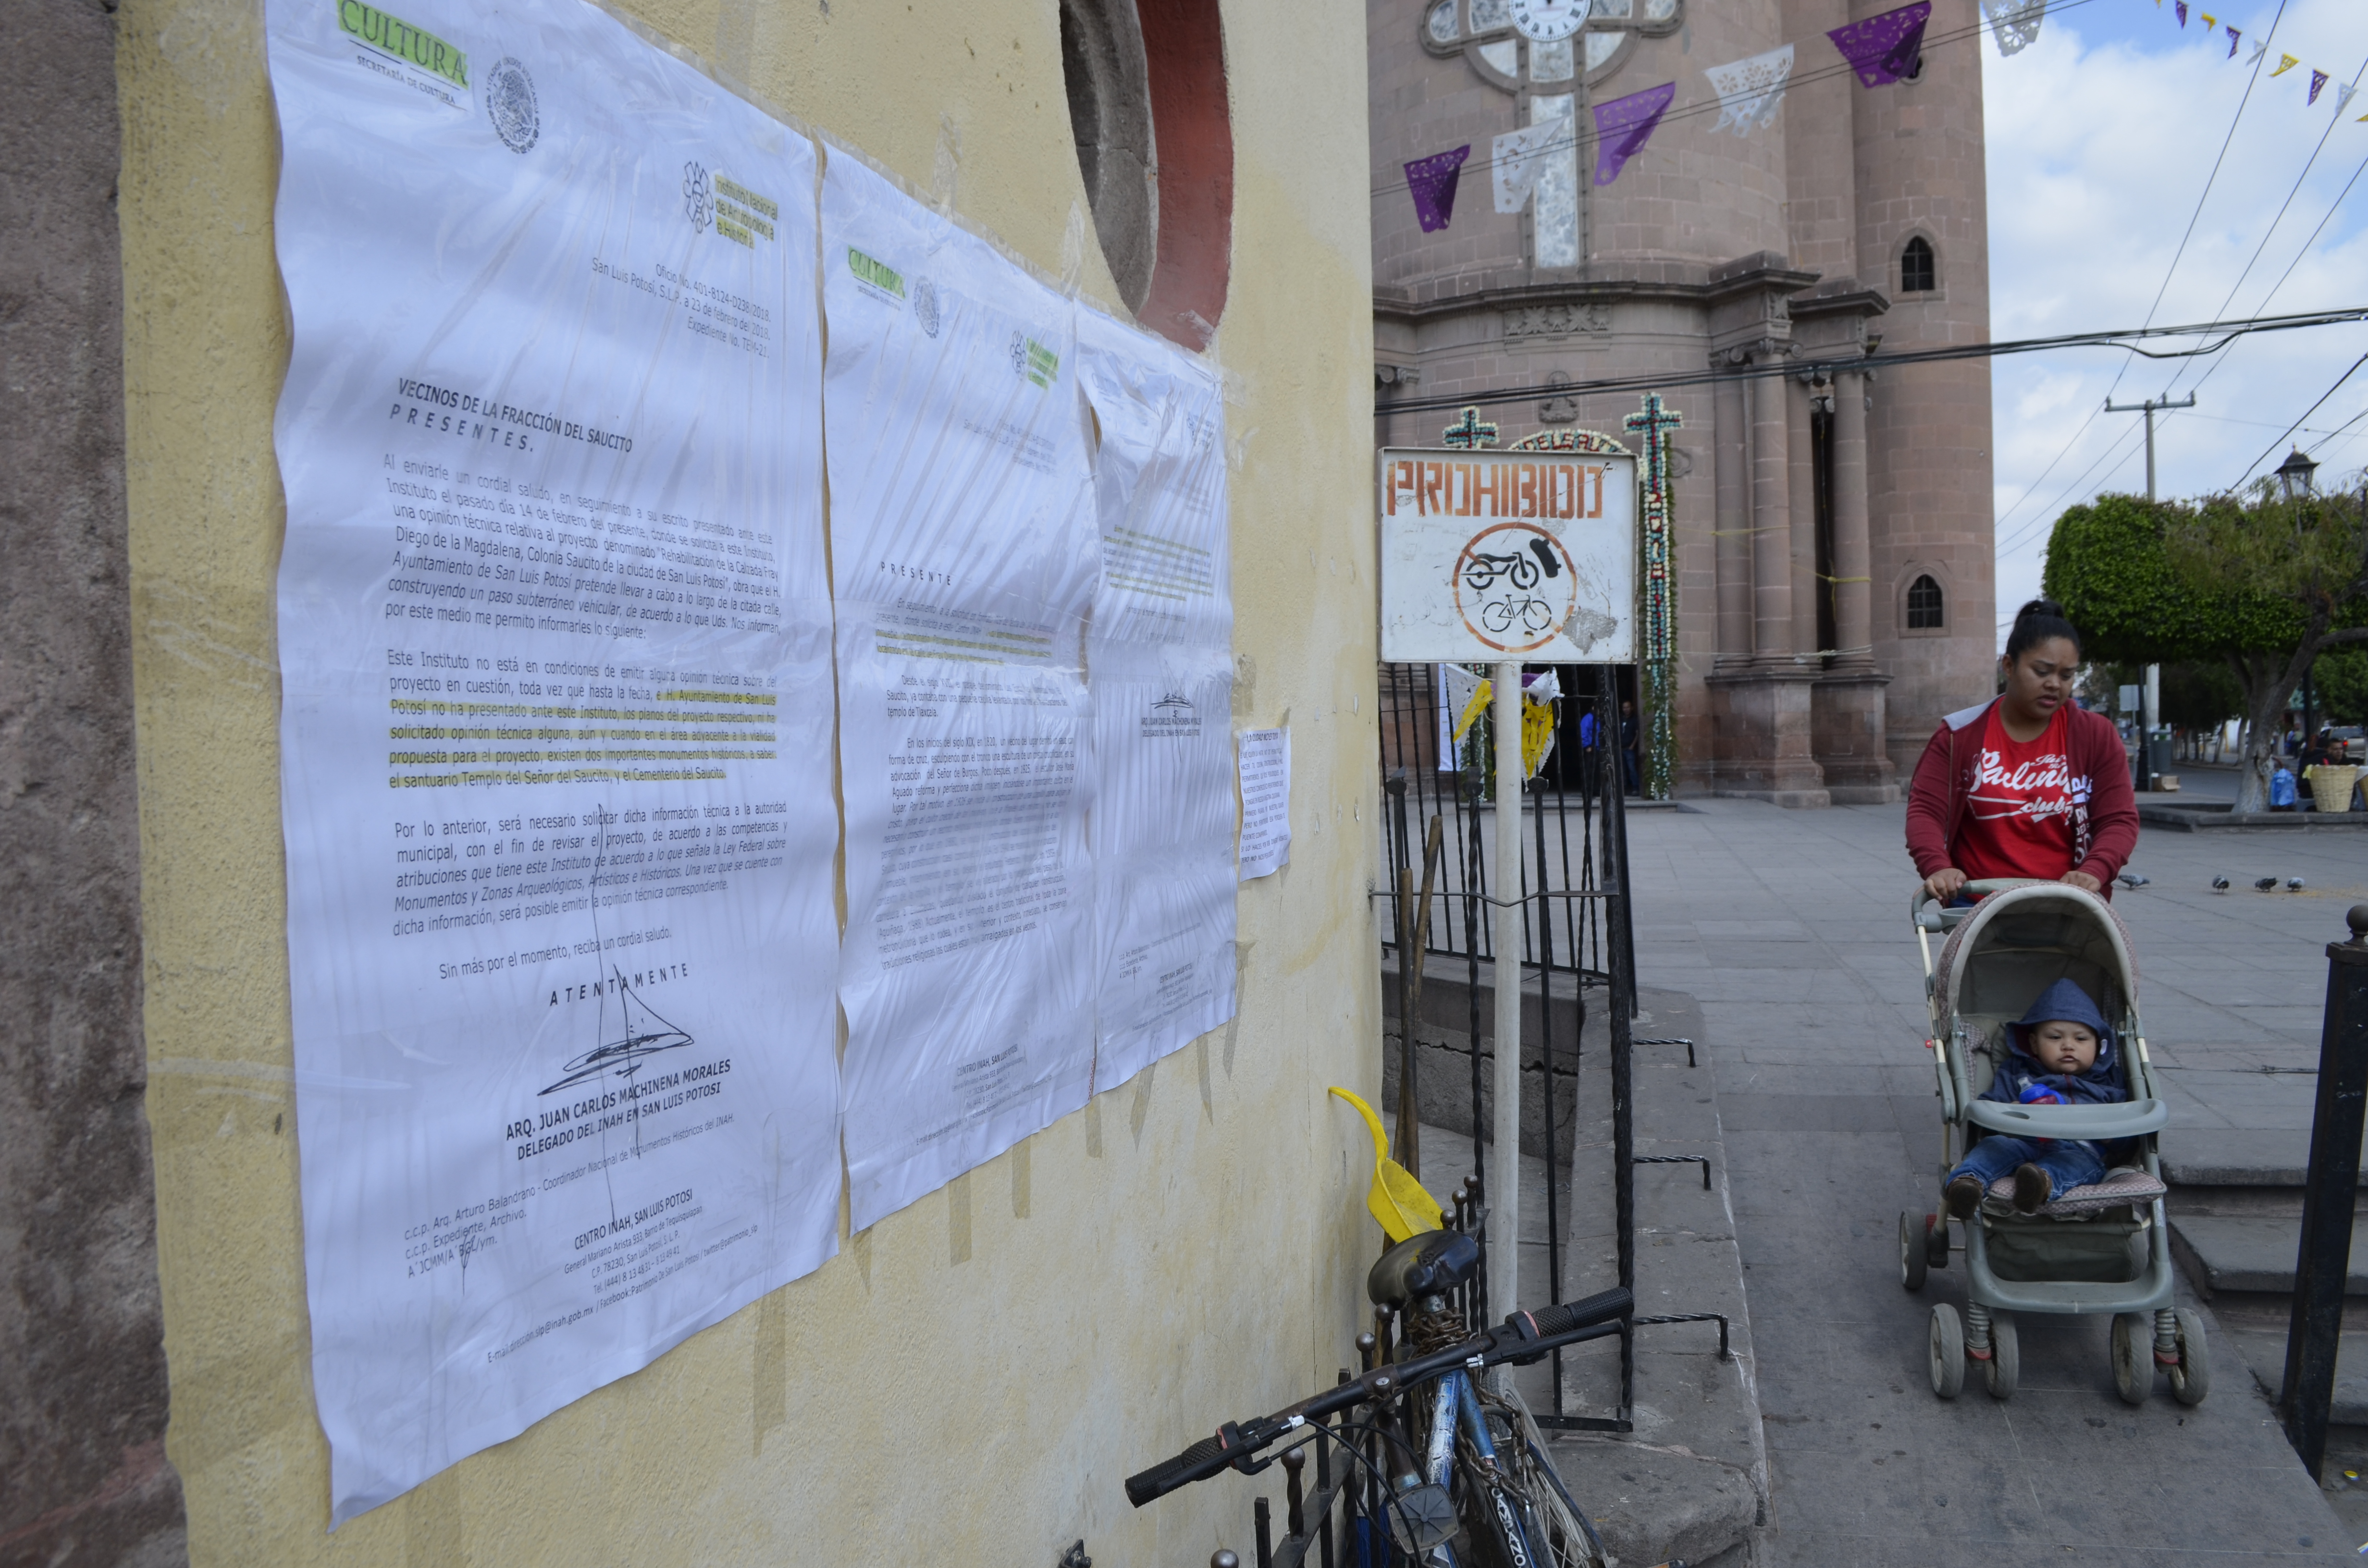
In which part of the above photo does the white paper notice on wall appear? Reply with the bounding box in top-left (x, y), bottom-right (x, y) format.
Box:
top-left (1237, 728), bottom-right (1292, 882)
top-left (1076, 308), bottom-right (1236, 1094)
top-left (821, 151), bottom-right (1101, 1232)
top-left (1377, 447), bottom-right (1637, 664)
top-left (264, 0), bottom-right (840, 1526)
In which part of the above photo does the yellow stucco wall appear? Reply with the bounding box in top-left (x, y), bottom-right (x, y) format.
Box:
top-left (117, 0), bottom-right (1377, 1560)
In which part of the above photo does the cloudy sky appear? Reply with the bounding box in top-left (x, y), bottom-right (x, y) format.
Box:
top-left (1982, 0), bottom-right (2368, 647)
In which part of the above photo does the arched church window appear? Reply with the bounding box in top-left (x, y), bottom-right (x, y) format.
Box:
top-left (1900, 235), bottom-right (1936, 295)
top-left (1058, 0), bottom-right (1233, 348)
top-left (1906, 574), bottom-right (1944, 629)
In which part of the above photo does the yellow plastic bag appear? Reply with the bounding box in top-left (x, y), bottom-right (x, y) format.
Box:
top-left (1329, 1087), bottom-right (1443, 1242)
top-left (1450, 678), bottom-right (1557, 779)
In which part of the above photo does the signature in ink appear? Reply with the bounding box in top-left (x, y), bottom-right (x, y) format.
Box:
top-left (539, 968), bottom-right (694, 1096)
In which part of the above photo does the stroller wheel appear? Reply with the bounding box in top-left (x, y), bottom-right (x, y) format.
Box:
top-left (1899, 1212), bottom-right (1928, 1292)
top-left (2170, 1307), bottom-right (2211, 1407)
top-left (2111, 1312), bottom-right (2153, 1405)
top-left (1983, 1313), bottom-right (2019, 1400)
top-left (1929, 1304), bottom-right (1965, 1399)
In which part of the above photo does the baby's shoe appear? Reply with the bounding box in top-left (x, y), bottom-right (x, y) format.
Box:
top-left (1945, 1174), bottom-right (1985, 1220)
top-left (2011, 1163), bottom-right (2051, 1213)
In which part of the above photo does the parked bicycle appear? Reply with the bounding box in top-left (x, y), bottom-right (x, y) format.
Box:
top-left (1126, 1229), bottom-right (1638, 1567)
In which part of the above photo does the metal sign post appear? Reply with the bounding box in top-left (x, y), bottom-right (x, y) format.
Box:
top-left (1489, 657), bottom-right (1523, 1325)
top-left (2280, 905), bottom-right (2368, 1481)
top-left (1377, 447), bottom-right (1638, 1323)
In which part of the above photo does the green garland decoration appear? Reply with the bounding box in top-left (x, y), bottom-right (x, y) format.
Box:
top-left (1624, 393), bottom-right (1683, 799)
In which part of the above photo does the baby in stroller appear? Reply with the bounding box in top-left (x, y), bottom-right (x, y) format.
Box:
top-left (1943, 979), bottom-right (2124, 1217)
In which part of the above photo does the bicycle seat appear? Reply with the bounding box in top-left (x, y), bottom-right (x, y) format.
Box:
top-left (1368, 1229), bottom-right (1479, 1311)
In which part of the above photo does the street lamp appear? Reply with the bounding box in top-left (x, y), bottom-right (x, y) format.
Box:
top-left (2277, 447), bottom-right (2320, 500)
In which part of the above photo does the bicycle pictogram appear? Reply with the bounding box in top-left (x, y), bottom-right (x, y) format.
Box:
top-left (1451, 522), bottom-right (1577, 653)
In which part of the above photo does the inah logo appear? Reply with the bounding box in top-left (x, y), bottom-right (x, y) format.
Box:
top-left (683, 162), bottom-right (713, 233)
top-left (484, 56), bottom-right (538, 153)
top-left (913, 276), bottom-right (940, 338)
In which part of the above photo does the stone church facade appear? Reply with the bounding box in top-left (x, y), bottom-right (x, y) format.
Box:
top-left (1370, 0), bottom-right (1998, 802)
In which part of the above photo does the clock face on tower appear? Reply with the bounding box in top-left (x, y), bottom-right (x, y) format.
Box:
top-left (1508, 0), bottom-right (1590, 42)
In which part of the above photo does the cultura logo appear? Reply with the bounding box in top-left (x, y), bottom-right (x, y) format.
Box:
top-left (337, 2), bottom-right (468, 89)
top-left (1009, 331), bottom-right (1058, 389)
top-left (683, 162), bottom-right (713, 233)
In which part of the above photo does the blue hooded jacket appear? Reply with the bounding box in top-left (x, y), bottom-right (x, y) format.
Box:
top-left (1978, 978), bottom-right (2128, 1107)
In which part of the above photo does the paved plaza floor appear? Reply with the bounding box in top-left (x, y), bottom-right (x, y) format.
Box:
top-left (1624, 797), bottom-right (2368, 1566)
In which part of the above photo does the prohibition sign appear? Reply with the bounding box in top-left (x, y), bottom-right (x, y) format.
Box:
top-left (1451, 522), bottom-right (1578, 653)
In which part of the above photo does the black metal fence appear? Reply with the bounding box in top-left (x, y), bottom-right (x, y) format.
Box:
top-left (1375, 662), bottom-right (1638, 1432)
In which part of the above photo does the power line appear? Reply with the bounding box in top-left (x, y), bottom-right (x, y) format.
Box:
top-left (1373, 304), bottom-right (2368, 419)
top-left (1991, 3), bottom-right (2286, 539)
top-left (2155, 50), bottom-right (2366, 406)
top-left (2232, 351), bottom-right (2368, 488)
top-left (1995, 421), bottom-right (2151, 557)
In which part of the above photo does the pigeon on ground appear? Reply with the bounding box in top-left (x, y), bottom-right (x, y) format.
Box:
top-left (2119, 872), bottom-right (2150, 889)
top-left (2212, 875), bottom-right (2231, 891)
top-left (2256, 877), bottom-right (2279, 891)
top-left (2288, 877), bottom-right (2307, 892)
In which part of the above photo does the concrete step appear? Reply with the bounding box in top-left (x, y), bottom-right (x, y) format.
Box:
top-left (2170, 1214), bottom-right (2368, 1298)
top-left (2206, 1294), bottom-right (2368, 1425)
top-left (2163, 1132), bottom-right (2368, 1190)
top-left (1546, 983), bottom-right (1767, 1568)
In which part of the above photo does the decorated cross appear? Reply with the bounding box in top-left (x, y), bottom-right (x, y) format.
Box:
top-left (1623, 392), bottom-right (1684, 799)
top-left (1441, 406), bottom-right (1500, 449)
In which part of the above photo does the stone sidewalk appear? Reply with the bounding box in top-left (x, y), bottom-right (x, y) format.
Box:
top-left (1623, 797), bottom-right (2368, 1566)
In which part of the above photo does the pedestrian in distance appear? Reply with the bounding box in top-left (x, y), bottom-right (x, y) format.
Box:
top-left (1618, 698), bottom-right (1640, 796)
top-left (1907, 599), bottom-right (2140, 904)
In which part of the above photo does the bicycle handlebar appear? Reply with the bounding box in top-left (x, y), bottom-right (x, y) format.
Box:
top-left (1123, 1286), bottom-right (1633, 1508)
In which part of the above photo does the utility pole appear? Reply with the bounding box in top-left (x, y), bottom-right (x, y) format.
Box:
top-left (2104, 393), bottom-right (2195, 790)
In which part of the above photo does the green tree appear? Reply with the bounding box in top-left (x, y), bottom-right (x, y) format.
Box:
top-left (2312, 645), bottom-right (2368, 728)
top-left (2043, 486), bottom-right (2368, 811)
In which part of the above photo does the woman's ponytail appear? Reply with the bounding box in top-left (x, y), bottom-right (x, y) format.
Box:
top-left (2003, 598), bottom-right (2082, 662)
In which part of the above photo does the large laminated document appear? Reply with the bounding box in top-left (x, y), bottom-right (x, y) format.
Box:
top-left (266, 0), bottom-right (839, 1521)
top-left (1075, 312), bottom-right (1237, 1092)
top-left (821, 155), bottom-right (1102, 1230)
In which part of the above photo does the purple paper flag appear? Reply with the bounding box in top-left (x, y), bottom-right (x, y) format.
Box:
top-left (2309, 69), bottom-right (2330, 104)
top-left (1593, 81), bottom-right (1677, 185)
top-left (2174, 0), bottom-right (2187, 24)
top-left (1827, 2), bottom-right (1931, 88)
top-left (1405, 145), bottom-right (1471, 233)
top-left (2225, 25), bottom-right (2240, 57)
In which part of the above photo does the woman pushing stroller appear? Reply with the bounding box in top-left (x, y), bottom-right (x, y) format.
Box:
top-left (1906, 599), bottom-right (2139, 905)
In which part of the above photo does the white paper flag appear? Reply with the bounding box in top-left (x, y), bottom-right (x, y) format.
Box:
top-left (822, 152), bottom-right (1102, 1232)
top-left (1703, 45), bottom-right (1795, 134)
top-left (264, 0), bottom-right (841, 1524)
top-left (1492, 114), bottom-right (1572, 214)
top-left (1076, 310), bottom-right (1237, 1095)
top-left (2338, 83), bottom-right (2359, 115)
top-left (1979, 0), bottom-right (2047, 57)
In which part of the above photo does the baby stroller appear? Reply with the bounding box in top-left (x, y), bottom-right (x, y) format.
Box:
top-left (1901, 879), bottom-right (2208, 1405)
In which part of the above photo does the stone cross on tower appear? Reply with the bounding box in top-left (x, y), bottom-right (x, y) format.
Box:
top-left (1624, 391), bottom-right (1682, 797)
top-left (1414, 0), bottom-right (1685, 267)
top-left (1441, 406), bottom-right (1500, 449)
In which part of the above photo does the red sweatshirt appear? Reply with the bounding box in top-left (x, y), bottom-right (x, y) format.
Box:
top-left (1905, 698), bottom-right (2139, 894)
